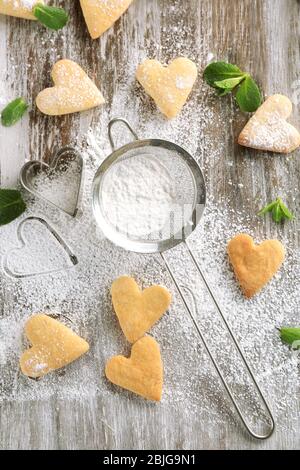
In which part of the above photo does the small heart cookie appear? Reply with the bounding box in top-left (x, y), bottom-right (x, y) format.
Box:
top-left (238, 94), bottom-right (300, 154)
top-left (105, 336), bottom-right (163, 401)
top-left (0, 0), bottom-right (43, 20)
top-left (136, 58), bottom-right (198, 119)
top-left (36, 59), bottom-right (105, 116)
top-left (20, 314), bottom-right (89, 378)
top-left (228, 234), bottom-right (285, 298)
top-left (80, 0), bottom-right (133, 39)
top-left (111, 276), bottom-right (171, 343)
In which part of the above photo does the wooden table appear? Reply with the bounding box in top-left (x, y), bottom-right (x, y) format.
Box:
top-left (0, 0), bottom-right (299, 450)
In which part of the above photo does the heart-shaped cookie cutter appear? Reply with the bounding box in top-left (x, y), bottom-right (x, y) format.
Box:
top-left (3, 216), bottom-right (78, 279)
top-left (20, 146), bottom-right (84, 218)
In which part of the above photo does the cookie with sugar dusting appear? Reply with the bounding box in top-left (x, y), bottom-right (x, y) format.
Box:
top-left (238, 94), bottom-right (300, 154)
top-left (36, 59), bottom-right (105, 116)
top-left (0, 0), bottom-right (43, 20)
top-left (80, 0), bottom-right (134, 39)
top-left (136, 58), bottom-right (198, 119)
top-left (20, 314), bottom-right (89, 378)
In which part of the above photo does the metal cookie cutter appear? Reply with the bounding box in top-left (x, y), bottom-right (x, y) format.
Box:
top-left (92, 117), bottom-right (275, 440)
top-left (20, 146), bottom-right (84, 218)
top-left (3, 216), bottom-right (78, 279)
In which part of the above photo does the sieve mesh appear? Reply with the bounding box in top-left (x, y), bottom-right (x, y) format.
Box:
top-left (92, 140), bottom-right (206, 253)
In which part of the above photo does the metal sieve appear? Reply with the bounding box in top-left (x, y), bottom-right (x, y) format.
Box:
top-left (92, 118), bottom-right (275, 440)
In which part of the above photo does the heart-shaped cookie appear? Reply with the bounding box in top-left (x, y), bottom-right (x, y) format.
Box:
top-left (0, 0), bottom-right (42, 20)
top-left (228, 234), bottom-right (285, 298)
top-left (136, 57), bottom-right (198, 119)
top-left (20, 147), bottom-right (84, 217)
top-left (105, 336), bottom-right (163, 401)
top-left (20, 314), bottom-right (89, 378)
top-left (111, 276), bottom-right (171, 343)
top-left (36, 59), bottom-right (105, 116)
top-left (238, 94), bottom-right (300, 154)
top-left (80, 0), bottom-right (133, 39)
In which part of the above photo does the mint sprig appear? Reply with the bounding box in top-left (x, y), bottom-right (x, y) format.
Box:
top-left (204, 62), bottom-right (244, 86)
top-left (0, 189), bottom-right (26, 226)
top-left (33, 4), bottom-right (68, 31)
top-left (203, 61), bottom-right (262, 112)
top-left (258, 197), bottom-right (295, 224)
top-left (280, 328), bottom-right (300, 350)
top-left (1, 98), bottom-right (28, 127)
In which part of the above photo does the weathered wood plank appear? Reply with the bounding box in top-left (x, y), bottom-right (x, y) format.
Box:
top-left (0, 0), bottom-right (299, 450)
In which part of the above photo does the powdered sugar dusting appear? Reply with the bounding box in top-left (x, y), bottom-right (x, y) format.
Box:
top-left (240, 111), bottom-right (300, 153)
top-left (239, 95), bottom-right (300, 153)
top-left (0, 88), bottom-right (299, 434)
top-left (36, 60), bottom-right (105, 116)
top-left (101, 154), bottom-right (176, 237)
top-left (0, 0), bottom-right (299, 443)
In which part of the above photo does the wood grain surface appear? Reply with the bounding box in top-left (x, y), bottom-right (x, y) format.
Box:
top-left (0, 0), bottom-right (299, 450)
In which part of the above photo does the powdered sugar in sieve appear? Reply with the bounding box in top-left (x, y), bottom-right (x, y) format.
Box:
top-left (100, 154), bottom-right (176, 238)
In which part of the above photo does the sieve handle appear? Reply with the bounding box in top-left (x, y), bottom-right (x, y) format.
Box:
top-left (108, 118), bottom-right (139, 151)
top-left (161, 244), bottom-right (275, 440)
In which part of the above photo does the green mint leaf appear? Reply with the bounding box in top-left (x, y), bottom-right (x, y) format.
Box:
top-left (203, 62), bottom-right (244, 88)
top-left (217, 87), bottom-right (232, 97)
top-left (214, 76), bottom-right (246, 91)
top-left (0, 189), bottom-right (26, 226)
top-left (235, 75), bottom-right (262, 112)
top-left (259, 197), bottom-right (295, 223)
top-left (1, 98), bottom-right (28, 127)
top-left (278, 198), bottom-right (295, 220)
top-left (258, 200), bottom-right (278, 216)
top-left (272, 203), bottom-right (283, 223)
top-left (33, 4), bottom-right (68, 30)
top-left (280, 327), bottom-right (300, 349)
top-left (204, 62), bottom-right (263, 113)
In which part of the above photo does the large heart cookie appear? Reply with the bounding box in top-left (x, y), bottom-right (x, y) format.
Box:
top-left (20, 314), bottom-right (89, 378)
top-left (105, 336), bottom-right (163, 401)
top-left (80, 0), bottom-right (133, 39)
top-left (0, 0), bottom-right (43, 20)
top-left (136, 57), bottom-right (198, 119)
top-left (228, 234), bottom-right (285, 298)
top-left (111, 276), bottom-right (171, 343)
top-left (238, 94), bottom-right (300, 154)
top-left (36, 59), bottom-right (105, 116)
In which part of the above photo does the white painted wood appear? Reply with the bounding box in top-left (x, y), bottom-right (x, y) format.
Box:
top-left (0, 0), bottom-right (299, 450)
